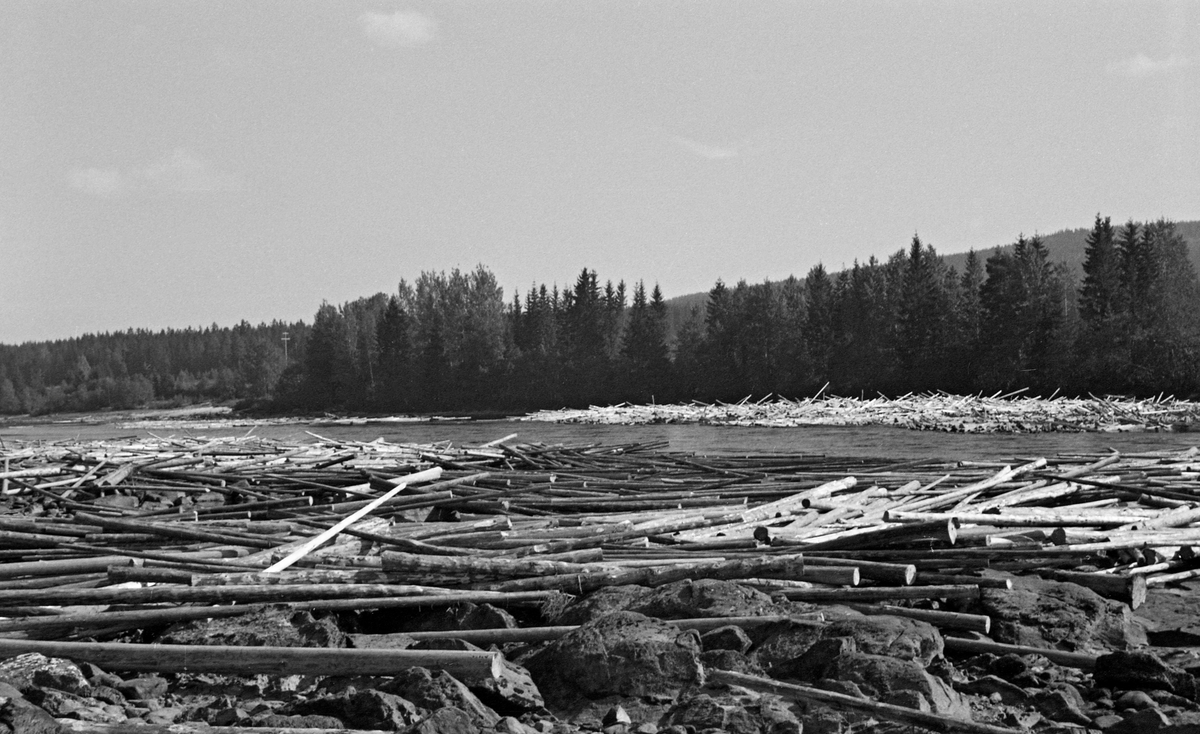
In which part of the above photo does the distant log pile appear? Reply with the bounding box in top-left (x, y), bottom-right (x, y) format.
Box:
top-left (0, 432), bottom-right (1196, 655)
top-left (523, 392), bottom-right (1200, 433)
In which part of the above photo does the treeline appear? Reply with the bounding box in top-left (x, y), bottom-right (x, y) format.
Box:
top-left (3, 215), bottom-right (1198, 416)
top-left (277, 216), bottom-right (1200, 412)
top-left (0, 321), bottom-right (306, 415)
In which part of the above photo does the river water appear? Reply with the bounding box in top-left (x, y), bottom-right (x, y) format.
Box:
top-left (2, 418), bottom-right (1197, 463)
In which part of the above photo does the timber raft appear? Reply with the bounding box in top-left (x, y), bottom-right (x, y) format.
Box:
top-left (1, 433), bottom-right (1199, 732)
top-left (522, 392), bottom-right (1200, 433)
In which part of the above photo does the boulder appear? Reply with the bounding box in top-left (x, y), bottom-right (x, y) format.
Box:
top-left (0, 654), bottom-right (88, 696)
top-left (969, 575), bottom-right (1146, 653)
top-left (701, 625), bottom-right (753, 654)
top-left (405, 706), bottom-right (478, 734)
top-left (0, 696), bottom-right (62, 734)
top-left (826, 648), bottom-right (971, 719)
top-left (381, 668), bottom-right (501, 728)
top-left (389, 603), bottom-right (519, 635)
top-left (1095, 650), bottom-right (1199, 700)
top-left (661, 693), bottom-right (801, 734)
top-left (524, 611), bottom-right (704, 711)
top-left (553, 586), bottom-right (651, 625)
top-left (753, 613), bottom-right (945, 679)
top-left (157, 607), bottom-right (346, 648)
top-left (628, 580), bottom-right (784, 620)
top-left (408, 640), bottom-right (544, 714)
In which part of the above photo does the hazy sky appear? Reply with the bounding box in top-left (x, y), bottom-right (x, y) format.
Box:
top-left (2, 2), bottom-right (1198, 344)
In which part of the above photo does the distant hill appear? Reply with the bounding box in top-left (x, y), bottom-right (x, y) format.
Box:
top-left (941, 220), bottom-right (1200, 281)
top-left (664, 219), bottom-right (1200, 338)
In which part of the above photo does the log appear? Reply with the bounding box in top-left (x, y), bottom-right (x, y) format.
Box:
top-left (374, 615), bottom-right (800, 645)
top-left (0, 583), bottom-right (456, 607)
top-left (58, 722), bottom-right (390, 734)
top-left (0, 639), bottom-right (501, 679)
top-left (708, 670), bottom-right (1024, 734)
top-left (942, 636), bottom-right (1097, 670)
top-left (0, 591), bottom-right (559, 633)
top-left (264, 467), bottom-right (444, 573)
top-left (844, 603), bottom-right (991, 634)
top-left (802, 556), bottom-right (916, 585)
top-left (1041, 570), bottom-right (1147, 609)
top-left (777, 584), bottom-right (981, 603)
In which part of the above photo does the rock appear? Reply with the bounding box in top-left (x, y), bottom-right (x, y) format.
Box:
top-left (252, 713), bottom-right (346, 728)
top-left (661, 694), bottom-right (755, 734)
top-left (77, 663), bottom-right (123, 690)
top-left (158, 607), bottom-right (346, 648)
top-left (1092, 713), bottom-right (1125, 729)
top-left (117, 674), bottom-right (169, 701)
top-left (700, 625), bottom-right (752, 654)
top-left (0, 654), bottom-right (87, 695)
top-left (553, 585), bottom-right (650, 625)
top-left (402, 637), bottom-right (544, 713)
top-left (1035, 688), bottom-right (1094, 726)
top-left (406, 706), bottom-right (478, 734)
top-left (31, 660), bottom-right (90, 696)
top-left (382, 667), bottom-right (501, 728)
top-left (698, 650), bottom-right (765, 676)
top-left (141, 707), bottom-right (186, 725)
top-left (343, 689), bottom-right (423, 730)
top-left (753, 613), bottom-right (945, 680)
top-left (821, 615), bottom-right (945, 666)
top-left (827, 650), bottom-right (971, 719)
top-left (391, 603), bottom-right (520, 634)
top-left (1097, 651), bottom-right (1199, 699)
top-left (29, 688), bottom-right (124, 723)
top-left (970, 575), bottom-right (1146, 653)
top-left (288, 687), bottom-right (420, 730)
top-left (954, 675), bottom-right (1032, 705)
top-left (0, 696), bottom-right (63, 734)
top-left (629, 580), bottom-right (783, 621)
top-left (603, 705), bottom-right (633, 726)
top-left (495, 715), bottom-right (536, 734)
top-left (1107, 707), bottom-right (1173, 733)
top-left (1116, 690), bottom-right (1159, 710)
top-left (662, 693), bottom-right (800, 734)
top-left (524, 611), bottom-right (704, 711)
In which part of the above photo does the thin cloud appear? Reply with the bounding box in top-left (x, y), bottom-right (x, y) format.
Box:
top-left (68, 149), bottom-right (242, 198)
top-left (68, 168), bottom-right (127, 198)
top-left (1107, 53), bottom-right (1191, 78)
top-left (669, 136), bottom-right (739, 160)
top-left (359, 10), bottom-right (437, 48)
top-left (140, 148), bottom-right (241, 193)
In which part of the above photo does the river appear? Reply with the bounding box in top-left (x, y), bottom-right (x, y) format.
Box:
top-left (2, 418), bottom-right (1197, 462)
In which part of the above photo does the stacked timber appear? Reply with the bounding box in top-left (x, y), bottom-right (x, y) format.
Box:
top-left (0, 434), bottom-right (1199, 732)
top-left (523, 392), bottom-right (1200, 433)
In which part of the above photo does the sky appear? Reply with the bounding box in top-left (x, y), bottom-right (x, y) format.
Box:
top-left (2, 1), bottom-right (1198, 345)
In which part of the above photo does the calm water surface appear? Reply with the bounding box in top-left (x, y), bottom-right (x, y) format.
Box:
top-left (2, 419), bottom-right (1197, 463)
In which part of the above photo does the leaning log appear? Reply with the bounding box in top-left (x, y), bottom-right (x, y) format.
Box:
top-left (709, 669), bottom-right (1024, 734)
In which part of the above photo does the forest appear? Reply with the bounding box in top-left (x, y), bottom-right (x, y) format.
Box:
top-left (2, 215), bottom-right (1198, 416)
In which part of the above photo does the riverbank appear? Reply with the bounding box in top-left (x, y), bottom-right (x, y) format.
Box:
top-left (1, 435), bottom-right (1200, 732)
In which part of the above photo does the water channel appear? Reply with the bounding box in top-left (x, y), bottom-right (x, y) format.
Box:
top-left (3, 418), bottom-right (1197, 463)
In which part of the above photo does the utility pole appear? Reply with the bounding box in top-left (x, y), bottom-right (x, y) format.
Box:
top-left (281, 332), bottom-right (290, 365)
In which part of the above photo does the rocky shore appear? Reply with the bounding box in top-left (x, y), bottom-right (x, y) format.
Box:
top-left (2, 435), bottom-right (1199, 733)
top-left (3, 574), bottom-right (1200, 734)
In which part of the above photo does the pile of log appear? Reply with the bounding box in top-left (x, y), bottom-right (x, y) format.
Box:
top-left (523, 392), bottom-right (1200, 433)
top-left (0, 433), bottom-right (1199, 731)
